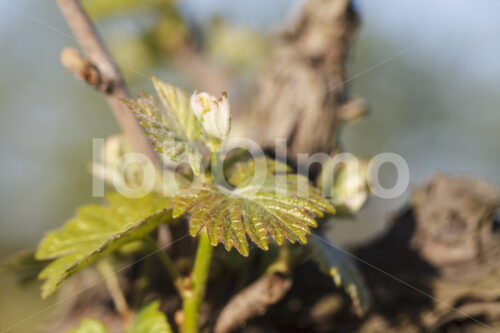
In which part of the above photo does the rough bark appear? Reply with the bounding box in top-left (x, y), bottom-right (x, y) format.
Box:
top-left (214, 273), bottom-right (292, 333)
top-left (234, 0), bottom-right (367, 162)
top-left (342, 174), bottom-right (500, 332)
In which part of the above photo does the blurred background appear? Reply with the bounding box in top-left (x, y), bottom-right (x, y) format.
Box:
top-left (1, 0), bottom-right (499, 331)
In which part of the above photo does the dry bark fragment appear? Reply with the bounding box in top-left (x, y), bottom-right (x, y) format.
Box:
top-left (214, 273), bottom-right (292, 333)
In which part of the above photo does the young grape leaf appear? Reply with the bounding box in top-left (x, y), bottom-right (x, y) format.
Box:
top-left (68, 318), bottom-right (109, 333)
top-left (309, 235), bottom-right (370, 316)
top-left (125, 77), bottom-right (204, 174)
top-left (174, 157), bottom-right (334, 256)
top-left (68, 301), bottom-right (172, 333)
top-left (35, 193), bottom-right (172, 299)
top-left (226, 156), bottom-right (291, 186)
top-left (129, 301), bottom-right (173, 333)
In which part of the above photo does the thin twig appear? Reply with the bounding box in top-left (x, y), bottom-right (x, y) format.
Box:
top-left (97, 259), bottom-right (132, 326)
top-left (144, 236), bottom-right (184, 296)
top-left (214, 245), bottom-right (294, 333)
top-left (56, 0), bottom-right (161, 167)
top-left (214, 272), bottom-right (293, 333)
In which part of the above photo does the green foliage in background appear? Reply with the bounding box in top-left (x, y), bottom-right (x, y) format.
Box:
top-left (69, 301), bottom-right (173, 333)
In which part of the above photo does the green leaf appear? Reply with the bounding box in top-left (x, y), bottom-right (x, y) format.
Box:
top-left (309, 235), bottom-right (370, 317)
top-left (125, 77), bottom-right (203, 174)
top-left (174, 157), bottom-right (334, 256)
top-left (68, 318), bottom-right (109, 333)
top-left (226, 156), bottom-right (291, 186)
top-left (68, 302), bottom-right (172, 333)
top-left (35, 193), bottom-right (172, 299)
top-left (129, 301), bottom-right (173, 333)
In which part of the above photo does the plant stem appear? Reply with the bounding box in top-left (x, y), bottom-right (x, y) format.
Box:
top-left (97, 259), bottom-right (132, 325)
top-left (182, 232), bottom-right (214, 333)
top-left (181, 152), bottom-right (219, 332)
top-left (266, 244), bottom-right (292, 275)
top-left (210, 151), bottom-right (225, 186)
top-left (133, 255), bottom-right (153, 309)
top-left (144, 236), bottom-right (184, 295)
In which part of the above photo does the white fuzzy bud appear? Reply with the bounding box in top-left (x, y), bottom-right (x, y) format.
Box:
top-left (190, 91), bottom-right (231, 142)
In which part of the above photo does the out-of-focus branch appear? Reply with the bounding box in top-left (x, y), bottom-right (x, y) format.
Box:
top-left (214, 272), bottom-right (292, 333)
top-left (61, 47), bottom-right (113, 93)
top-left (172, 45), bottom-right (232, 96)
top-left (56, 0), bottom-right (160, 167)
top-left (96, 259), bottom-right (132, 325)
